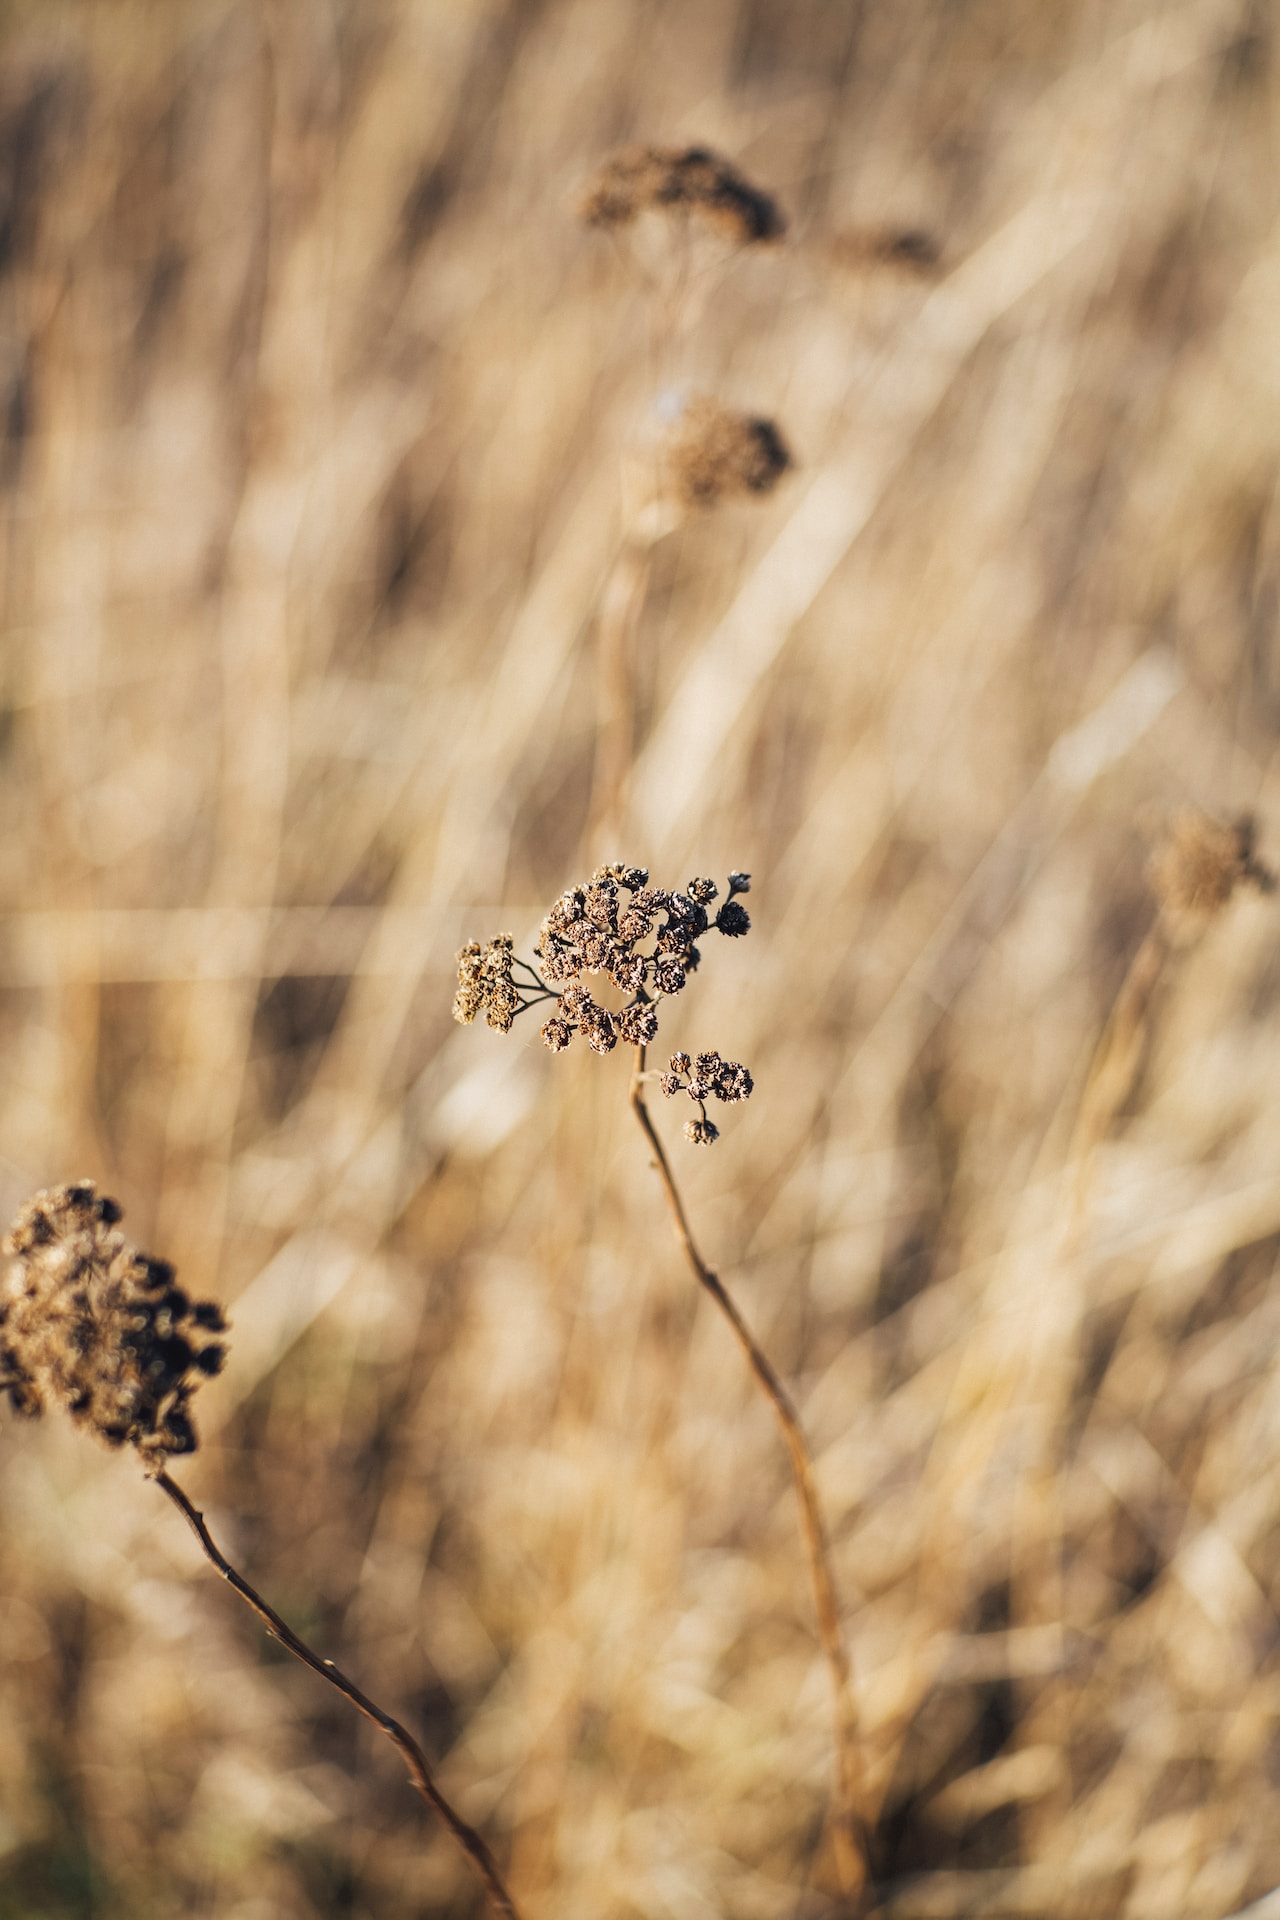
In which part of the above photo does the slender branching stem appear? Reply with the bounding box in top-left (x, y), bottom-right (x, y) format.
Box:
top-left (155, 1471), bottom-right (522, 1920)
top-left (628, 1049), bottom-right (869, 1906)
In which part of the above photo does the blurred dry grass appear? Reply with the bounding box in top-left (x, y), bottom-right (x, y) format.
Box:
top-left (3, 0), bottom-right (1280, 1914)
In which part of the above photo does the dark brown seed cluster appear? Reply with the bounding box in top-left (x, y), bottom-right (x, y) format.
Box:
top-left (660, 1050), bottom-right (754, 1146)
top-left (1, 1183), bottom-right (227, 1467)
top-left (661, 396), bottom-right (791, 511)
top-left (453, 867), bottom-right (754, 1143)
top-left (1149, 811), bottom-right (1273, 945)
top-left (579, 144), bottom-right (786, 245)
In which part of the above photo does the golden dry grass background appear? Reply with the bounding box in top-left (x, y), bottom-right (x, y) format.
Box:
top-left (3, 0), bottom-right (1280, 1914)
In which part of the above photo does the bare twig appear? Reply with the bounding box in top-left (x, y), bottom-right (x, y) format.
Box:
top-left (155, 1471), bottom-right (522, 1920)
top-left (628, 1048), bottom-right (869, 1907)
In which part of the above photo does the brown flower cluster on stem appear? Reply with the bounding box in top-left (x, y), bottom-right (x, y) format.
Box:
top-left (1, 1183), bottom-right (227, 1467)
top-left (453, 867), bottom-right (754, 1143)
top-left (579, 145), bottom-right (786, 245)
top-left (1149, 810), bottom-right (1274, 946)
top-left (660, 396), bottom-right (791, 511)
top-left (660, 1049), bottom-right (754, 1145)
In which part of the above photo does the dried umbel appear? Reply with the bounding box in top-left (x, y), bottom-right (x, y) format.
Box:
top-left (1148, 810), bottom-right (1273, 945)
top-left (1, 1182), bottom-right (226, 1466)
top-left (579, 143), bottom-right (786, 245)
top-left (454, 865), bottom-right (754, 1143)
top-left (658, 395), bottom-right (790, 511)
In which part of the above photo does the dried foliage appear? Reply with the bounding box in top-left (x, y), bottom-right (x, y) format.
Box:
top-left (3, 2), bottom-right (1280, 1918)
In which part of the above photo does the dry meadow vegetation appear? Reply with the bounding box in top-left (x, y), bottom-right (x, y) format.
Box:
top-left (3, 0), bottom-right (1280, 1915)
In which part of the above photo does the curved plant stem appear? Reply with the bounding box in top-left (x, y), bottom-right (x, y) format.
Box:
top-left (628, 1049), bottom-right (869, 1906)
top-left (155, 1471), bottom-right (522, 1920)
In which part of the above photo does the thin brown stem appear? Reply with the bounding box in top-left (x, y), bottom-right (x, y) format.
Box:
top-left (155, 1470), bottom-right (522, 1920)
top-left (629, 1049), bottom-right (869, 1907)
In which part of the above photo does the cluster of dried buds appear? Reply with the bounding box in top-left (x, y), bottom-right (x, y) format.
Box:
top-left (1, 1182), bottom-right (227, 1466)
top-left (454, 865), bottom-right (754, 1143)
top-left (578, 144), bottom-right (785, 246)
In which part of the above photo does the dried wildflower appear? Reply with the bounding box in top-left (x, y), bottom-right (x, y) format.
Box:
top-left (684, 1118), bottom-right (720, 1146)
top-left (456, 864), bottom-right (753, 1142)
top-left (1149, 811), bottom-right (1273, 945)
top-left (1, 1183), bottom-right (226, 1467)
top-left (579, 144), bottom-right (786, 245)
top-left (658, 395), bottom-right (791, 511)
top-left (453, 934), bottom-right (537, 1033)
top-left (660, 1048), bottom-right (753, 1144)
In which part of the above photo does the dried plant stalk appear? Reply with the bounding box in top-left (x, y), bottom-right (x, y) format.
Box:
top-left (2, 1184), bottom-right (523, 1920)
top-left (629, 1046), bottom-right (868, 1906)
top-left (156, 1472), bottom-right (522, 1920)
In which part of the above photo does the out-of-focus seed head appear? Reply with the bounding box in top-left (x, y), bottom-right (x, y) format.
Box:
top-left (1149, 812), bottom-right (1273, 946)
top-left (578, 144), bottom-right (786, 246)
top-left (1, 1184), bottom-right (227, 1470)
top-left (660, 396), bottom-right (791, 512)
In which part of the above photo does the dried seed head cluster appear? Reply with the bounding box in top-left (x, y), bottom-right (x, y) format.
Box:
top-left (454, 866), bottom-right (754, 1143)
top-left (1149, 811), bottom-right (1273, 945)
top-left (660, 1050), bottom-right (754, 1146)
top-left (659, 396), bottom-right (791, 511)
top-left (453, 934), bottom-right (520, 1032)
top-left (579, 144), bottom-right (786, 245)
top-left (1, 1183), bottom-right (227, 1466)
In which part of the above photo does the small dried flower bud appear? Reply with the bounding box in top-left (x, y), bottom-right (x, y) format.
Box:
top-left (615, 866), bottom-right (649, 890)
top-left (584, 882), bottom-right (618, 929)
top-left (561, 983), bottom-right (596, 1022)
top-left (542, 1016), bottom-right (573, 1052)
top-left (2, 1184), bottom-right (228, 1467)
top-left (716, 901), bottom-right (750, 937)
top-left (580, 928), bottom-right (614, 971)
top-left (669, 1052), bottom-right (691, 1077)
top-left (610, 954), bottom-right (646, 994)
top-left (617, 907), bottom-right (653, 942)
top-left (713, 1059), bottom-right (753, 1104)
top-left (683, 1118), bottom-right (720, 1146)
top-left (585, 1010), bottom-right (618, 1055)
top-left (687, 878), bottom-right (718, 905)
top-left (659, 1071), bottom-right (683, 1097)
top-left (727, 872), bottom-right (751, 894)
top-left (660, 396), bottom-right (791, 511)
top-left (618, 1002), bottom-right (660, 1045)
top-left (653, 956), bottom-right (687, 996)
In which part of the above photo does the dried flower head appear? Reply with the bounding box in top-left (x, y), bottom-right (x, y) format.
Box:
top-left (1149, 811), bottom-right (1273, 945)
top-left (1, 1183), bottom-right (227, 1467)
top-left (453, 934), bottom-right (521, 1033)
top-left (455, 865), bottom-right (754, 1144)
top-left (659, 395), bottom-right (790, 511)
top-left (579, 144), bottom-right (785, 245)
